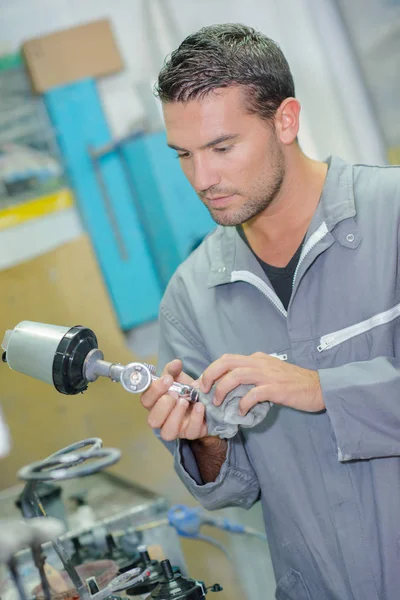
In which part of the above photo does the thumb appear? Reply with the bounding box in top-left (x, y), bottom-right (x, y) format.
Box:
top-left (164, 359), bottom-right (183, 377)
top-left (164, 359), bottom-right (194, 385)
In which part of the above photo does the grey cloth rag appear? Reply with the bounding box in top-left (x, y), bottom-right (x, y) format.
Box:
top-left (197, 384), bottom-right (271, 439)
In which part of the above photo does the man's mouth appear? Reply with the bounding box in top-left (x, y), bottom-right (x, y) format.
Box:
top-left (206, 194), bottom-right (236, 208)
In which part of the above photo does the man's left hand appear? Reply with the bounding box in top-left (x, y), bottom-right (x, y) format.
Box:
top-left (199, 353), bottom-right (325, 415)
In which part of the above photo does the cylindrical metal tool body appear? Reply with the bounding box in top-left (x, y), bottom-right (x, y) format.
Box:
top-left (2, 321), bottom-right (70, 385)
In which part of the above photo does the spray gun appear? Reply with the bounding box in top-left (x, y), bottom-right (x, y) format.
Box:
top-left (1, 321), bottom-right (199, 402)
top-left (2, 320), bottom-right (269, 440)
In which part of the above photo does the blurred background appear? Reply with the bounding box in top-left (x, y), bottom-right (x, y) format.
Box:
top-left (0, 0), bottom-right (398, 599)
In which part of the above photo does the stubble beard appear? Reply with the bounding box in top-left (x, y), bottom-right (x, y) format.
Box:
top-left (204, 148), bottom-right (285, 227)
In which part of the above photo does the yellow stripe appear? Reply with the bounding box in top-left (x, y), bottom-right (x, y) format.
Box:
top-left (387, 147), bottom-right (400, 165)
top-left (0, 189), bottom-right (74, 231)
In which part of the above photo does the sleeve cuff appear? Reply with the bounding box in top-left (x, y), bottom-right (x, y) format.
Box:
top-left (318, 368), bottom-right (358, 461)
top-left (175, 438), bottom-right (233, 490)
top-left (178, 440), bottom-right (204, 485)
top-left (173, 437), bottom-right (260, 510)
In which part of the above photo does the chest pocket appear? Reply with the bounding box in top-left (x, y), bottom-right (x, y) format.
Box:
top-left (275, 569), bottom-right (311, 600)
top-left (317, 301), bottom-right (400, 357)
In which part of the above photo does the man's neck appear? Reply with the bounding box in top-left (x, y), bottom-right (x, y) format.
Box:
top-left (242, 154), bottom-right (328, 267)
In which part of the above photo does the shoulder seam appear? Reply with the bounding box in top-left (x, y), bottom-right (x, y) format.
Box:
top-left (353, 163), bottom-right (400, 170)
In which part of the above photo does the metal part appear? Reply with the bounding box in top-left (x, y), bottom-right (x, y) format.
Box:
top-left (31, 545), bottom-right (52, 600)
top-left (18, 439), bottom-right (122, 600)
top-left (18, 439), bottom-right (115, 483)
top-left (89, 132), bottom-right (144, 160)
top-left (0, 518), bottom-right (66, 600)
top-left (88, 145), bottom-right (129, 261)
top-left (142, 363), bottom-right (199, 402)
top-left (120, 363), bottom-right (199, 402)
top-left (52, 326), bottom-right (98, 394)
top-left (8, 557), bottom-right (28, 600)
top-left (83, 348), bottom-right (104, 382)
top-left (89, 130), bottom-right (167, 287)
top-left (2, 321), bottom-right (70, 385)
top-left (148, 559), bottom-right (222, 599)
top-left (83, 353), bottom-right (199, 402)
top-left (84, 350), bottom-right (126, 384)
top-left (126, 544), bottom-right (163, 596)
top-left (86, 576), bottom-right (100, 594)
top-left (120, 363), bottom-right (152, 393)
top-left (90, 566), bottom-right (150, 600)
top-left (18, 448), bottom-right (121, 481)
top-left (3, 321), bottom-right (199, 402)
top-left (2, 322), bottom-right (97, 395)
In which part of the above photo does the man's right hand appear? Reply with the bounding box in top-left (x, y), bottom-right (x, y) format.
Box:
top-left (142, 358), bottom-right (228, 483)
top-left (140, 359), bottom-right (208, 441)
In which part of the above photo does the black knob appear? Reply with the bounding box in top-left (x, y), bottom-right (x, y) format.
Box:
top-left (106, 533), bottom-right (117, 553)
top-left (208, 583), bottom-right (223, 592)
top-left (139, 547), bottom-right (151, 564)
top-left (86, 577), bottom-right (99, 594)
top-left (160, 560), bottom-right (174, 581)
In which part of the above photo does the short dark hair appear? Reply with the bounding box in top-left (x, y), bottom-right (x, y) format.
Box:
top-left (155, 23), bottom-right (295, 121)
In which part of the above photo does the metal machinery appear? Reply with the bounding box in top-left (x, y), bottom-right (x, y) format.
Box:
top-left (0, 438), bottom-right (222, 600)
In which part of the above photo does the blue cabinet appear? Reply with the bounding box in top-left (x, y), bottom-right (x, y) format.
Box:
top-left (122, 132), bottom-right (216, 287)
top-left (45, 81), bottom-right (216, 330)
top-left (45, 79), bottom-right (162, 330)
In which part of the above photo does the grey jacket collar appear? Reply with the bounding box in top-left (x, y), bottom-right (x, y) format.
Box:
top-left (208, 156), bottom-right (359, 288)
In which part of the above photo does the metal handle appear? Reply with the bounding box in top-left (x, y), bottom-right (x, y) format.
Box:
top-left (120, 362), bottom-right (199, 402)
top-left (88, 145), bottom-right (129, 261)
top-left (83, 354), bottom-right (200, 402)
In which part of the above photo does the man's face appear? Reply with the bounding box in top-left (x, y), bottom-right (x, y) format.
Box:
top-left (163, 86), bottom-right (285, 226)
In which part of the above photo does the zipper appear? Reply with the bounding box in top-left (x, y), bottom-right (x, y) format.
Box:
top-left (231, 222), bottom-right (329, 315)
top-left (292, 221), bottom-right (329, 289)
top-left (270, 352), bottom-right (288, 361)
top-left (231, 270), bottom-right (287, 318)
top-left (318, 302), bottom-right (400, 352)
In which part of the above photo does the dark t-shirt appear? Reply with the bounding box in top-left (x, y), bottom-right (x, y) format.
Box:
top-left (237, 226), bottom-right (304, 310)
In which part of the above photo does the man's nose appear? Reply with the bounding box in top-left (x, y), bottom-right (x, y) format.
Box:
top-left (191, 156), bottom-right (221, 193)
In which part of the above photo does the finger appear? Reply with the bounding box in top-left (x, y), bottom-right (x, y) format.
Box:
top-left (183, 402), bottom-right (206, 440)
top-left (147, 394), bottom-right (177, 429)
top-left (163, 359), bottom-right (182, 377)
top-left (164, 359), bottom-right (195, 386)
top-left (239, 385), bottom-right (273, 416)
top-left (141, 374), bottom-right (174, 410)
top-left (213, 367), bottom-right (261, 406)
top-left (200, 354), bottom-right (254, 393)
top-left (160, 398), bottom-right (190, 442)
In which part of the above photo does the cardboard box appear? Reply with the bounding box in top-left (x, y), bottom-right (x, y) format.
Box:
top-left (22, 19), bottom-right (123, 93)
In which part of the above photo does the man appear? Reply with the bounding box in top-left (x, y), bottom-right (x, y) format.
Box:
top-left (141, 23), bottom-right (400, 600)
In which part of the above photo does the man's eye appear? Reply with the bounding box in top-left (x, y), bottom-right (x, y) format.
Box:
top-left (176, 153), bottom-right (190, 159)
top-left (214, 146), bottom-right (232, 153)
